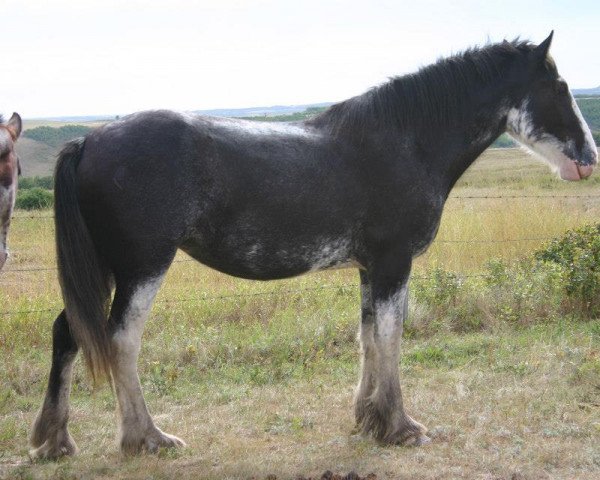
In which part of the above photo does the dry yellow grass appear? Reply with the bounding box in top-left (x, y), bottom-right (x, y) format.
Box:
top-left (2, 323), bottom-right (598, 480)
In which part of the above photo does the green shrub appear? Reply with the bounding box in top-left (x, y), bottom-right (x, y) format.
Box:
top-left (410, 268), bottom-right (484, 335)
top-left (535, 224), bottom-right (600, 317)
top-left (18, 176), bottom-right (53, 191)
top-left (413, 267), bottom-right (462, 307)
top-left (15, 188), bottom-right (53, 210)
top-left (406, 225), bottom-right (600, 337)
top-left (408, 255), bottom-right (572, 337)
top-left (484, 258), bottom-right (564, 325)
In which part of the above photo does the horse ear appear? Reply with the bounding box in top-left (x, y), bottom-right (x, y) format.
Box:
top-left (534, 31), bottom-right (554, 61)
top-left (7, 112), bottom-right (22, 140)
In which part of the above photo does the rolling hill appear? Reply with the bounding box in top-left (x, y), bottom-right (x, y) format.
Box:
top-left (573, 86), bottom-right (600, 96)
top-left (16, 136), bottom-right (60, 177)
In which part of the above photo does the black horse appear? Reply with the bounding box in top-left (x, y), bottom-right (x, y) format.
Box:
top-left (30, 33), bottom-right (597, 459)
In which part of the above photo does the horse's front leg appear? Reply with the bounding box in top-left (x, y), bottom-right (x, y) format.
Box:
top-left (355, 270), bottom-right (376, 427)
top-left (355, 257), bottom-right (430, 446)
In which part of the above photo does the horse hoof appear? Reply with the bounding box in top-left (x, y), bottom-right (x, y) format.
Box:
top-left (403, 433), bottom-right (431, 447)
top-left (29, 435), bottom-right (78, 460)
top-left (381, 418), bottom-right (430, 447)
top-left (121, 427), bottom-right (186, 455)
top-left (145, 430), bottom-right (186, 453)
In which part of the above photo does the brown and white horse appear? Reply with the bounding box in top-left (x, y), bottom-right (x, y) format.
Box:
top-left (0, 113), bottom-right (22, 271)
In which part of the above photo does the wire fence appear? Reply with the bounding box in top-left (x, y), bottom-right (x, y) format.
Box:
top-left (9, 192), bottom-right (600, 221)
top-left (0, 274), bottom-right (495, 318)
top-left (0, 236), bottom-right (555, 275)
top-left (2, 192), bottom-right (599, 318)
top-left (0, 284), bottom-right (358, 317)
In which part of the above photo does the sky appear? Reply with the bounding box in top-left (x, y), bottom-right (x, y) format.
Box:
top-left (1, 0), bottom-right (599, 118)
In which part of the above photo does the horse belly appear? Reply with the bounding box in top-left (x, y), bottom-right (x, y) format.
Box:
top-left (180, 234), bottom-right (354, 281)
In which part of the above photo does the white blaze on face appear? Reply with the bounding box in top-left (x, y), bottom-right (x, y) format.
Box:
top-left (506, 96), bottom-right (597, 181)
top-left (569, 92), bottom-right (599, 166)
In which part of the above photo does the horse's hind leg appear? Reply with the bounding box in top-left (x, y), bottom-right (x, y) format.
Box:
top-left (30, 311), bottom-right (79, 459)
top-left (109, 270), bottom-right (185, 455)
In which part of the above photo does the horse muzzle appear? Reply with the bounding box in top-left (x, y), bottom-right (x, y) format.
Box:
top-left (559, 144), bottom-right (598, 181)
top-left (559, 161), bottom-right (595, 181)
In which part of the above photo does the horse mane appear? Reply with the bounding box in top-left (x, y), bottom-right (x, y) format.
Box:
top-left (308, 39), bottom-right (536, 138)
top-left (0, 114), bottom-right (4, 125)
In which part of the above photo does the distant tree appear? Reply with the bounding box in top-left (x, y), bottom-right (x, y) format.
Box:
top-left (23, 125), bottom-right (93, 148)
top-left (576, 98), bottom-right (600, 131)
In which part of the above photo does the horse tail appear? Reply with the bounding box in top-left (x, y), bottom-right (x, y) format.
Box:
top-left (54, 138), bottom-right (112, 383)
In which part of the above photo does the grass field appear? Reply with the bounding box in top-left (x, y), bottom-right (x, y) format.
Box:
top-left (1, 149), bottom-right (600, 479)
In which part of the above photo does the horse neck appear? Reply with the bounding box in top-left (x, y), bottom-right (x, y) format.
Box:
top-left (376, 84), bottom-right (513, 196)
top-left (313, 72), bottom-right (519, 192)
top-left (430, 97), bottom-right (510, 195)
